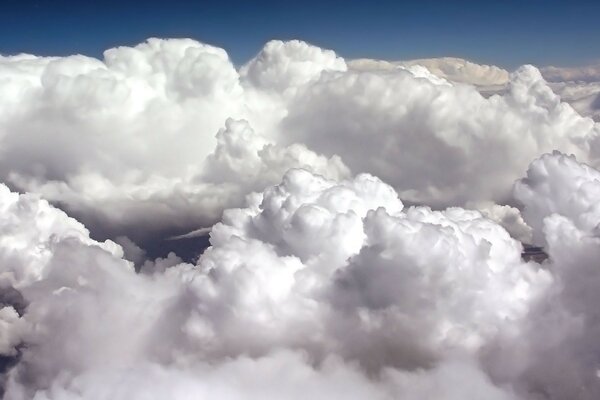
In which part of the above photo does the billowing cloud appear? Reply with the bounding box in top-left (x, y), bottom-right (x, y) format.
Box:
top-left (355, 57), bottom-right (600, 121)
top-left (283, 63), bottom-right (599, 206)
top-left (1, 39), bottom-right (600, 248)
top-left (4, 147), bottom-right (600, 398)
top-left (482, 152), bottom-right (600, 399)
top-left (0, 167), bottom-right (544, 399)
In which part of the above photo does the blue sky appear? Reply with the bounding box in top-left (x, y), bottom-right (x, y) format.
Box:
top-left (1, 0), bottom-right (599, 68)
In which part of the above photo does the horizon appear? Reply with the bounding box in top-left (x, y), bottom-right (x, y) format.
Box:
top-left (2, 0), bottom-right (600, 69)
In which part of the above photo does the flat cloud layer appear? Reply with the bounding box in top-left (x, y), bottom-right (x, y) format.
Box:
top-left (1, 38), bottom-right (600, 243)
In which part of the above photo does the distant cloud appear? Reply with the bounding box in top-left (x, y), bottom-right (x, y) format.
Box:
top-left (540, 64), bottom-right (600, 83)
top-left (349, 56), bottom-right (510, 86)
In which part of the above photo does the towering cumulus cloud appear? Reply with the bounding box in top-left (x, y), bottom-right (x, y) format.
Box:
top-left (0, 39), bottom-right (347, 242)
top-left (1, 38), bottom-right (599, 245)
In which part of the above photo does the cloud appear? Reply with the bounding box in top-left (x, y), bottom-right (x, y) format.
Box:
top-left (480, 152), bottom-right (600, 399)
top-left (353, 57), bottom-right (600, 121)
top-left (283, 63), bottom-right (599, 206)
top-left (2, 39), bottom-right (600, 248)
top-left (240, 39), bottom-right (347, 94)
top-left (514, 151), bottom-right (600, 243)
top-left (540, 64), bottom-right (600, 83)
top-left (468, 201), bottom-right (533, 243)
top-left (0, 39), bottom-right (348, 243)
top-left (6, 150), bottom-right (600, 398)
top-left (349, 56), bottom-right (510, 86)
top-left (6, 35), bottom-right (600, 399)
top-left (0, 167), bottom-right (547, 399)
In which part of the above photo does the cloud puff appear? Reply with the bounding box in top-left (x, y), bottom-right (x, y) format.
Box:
top-left (0, 39), bottom-right (349, 243)
top-left (7, 151), bottom-right (600, 398)
top-left (514, 151), bottom-right (600, 243)
top-left (477, 152), bottom-right (600, 399)
top-left (240, 39), bottom-right (347, 94)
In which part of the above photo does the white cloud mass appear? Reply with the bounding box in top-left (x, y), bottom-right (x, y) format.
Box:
top-left (1, 39), bottom-right (600, 241)
top-left (2, 152), bottom-right (600, 399)
top-left (2, 38), bottom-right (600, 399)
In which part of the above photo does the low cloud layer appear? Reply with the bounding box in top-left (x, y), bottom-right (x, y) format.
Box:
top-left (1, 152), bottom-right (600, 399)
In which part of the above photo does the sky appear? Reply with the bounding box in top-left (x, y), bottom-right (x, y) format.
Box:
top-left (2, 0), bottom-right (600, 68)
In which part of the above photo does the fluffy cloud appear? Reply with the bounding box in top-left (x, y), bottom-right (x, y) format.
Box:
top-left (5, 150), bottom-right (600, 398)
top-left (353, 57), bottom-right (600, 121)
top-left (283, 63), bottom-right (599, 206)
top-left (1, 168), bottom-right (543, 399)
top-left (514, 152), bottom-right (600, 243)
top-left (6, 35), bottom-right (600, 399)
top-left (349, 56), bottom-right (510, 86)
top-left (469, 201), bottom-right (533, 243)
top-left (482, 152), bottom-right (600, 399)
top-left (0, 39), bottom-right (347, 243)
top-left (2, 39), bottom-right (600, 248)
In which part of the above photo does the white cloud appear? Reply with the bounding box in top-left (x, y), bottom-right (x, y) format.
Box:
top-left (0, 168), bottom-right (543, 399)
top-left (283, 63), bottom-right (599, 206)
top-left (5, 150), bottom-right (600, 398)
top-left (1, 39), bottom-right (600, 244)
top-left (5, 36), bottom-right (600, 400)
top-left (483, 152), bottom-right (600, 399)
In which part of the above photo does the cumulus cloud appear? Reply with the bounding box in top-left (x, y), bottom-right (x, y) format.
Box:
top-left (3, 149), bottom-right (600, 398)
top-left (0, 168), bottom-right (547, 399)
top-left (548, 81), bottom-right (600, 121)
top-left (353, 57), bottom-right (600, 121)
top-left (468, 201), bottom-right (533, 243)
top-left (4, 38), bottom-right (600, 398)
top-left (283, 63), bottom-right (599, 206)
top-left (0, 39), bottom-right (347, 243)
top-left (1, 38), bottom-right (600, 248)
top-left (481, 152), bottom-right (600, 399)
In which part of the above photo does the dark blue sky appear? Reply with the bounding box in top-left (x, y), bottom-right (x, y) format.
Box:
top-left (1, 0), bottom-right (599, 68)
